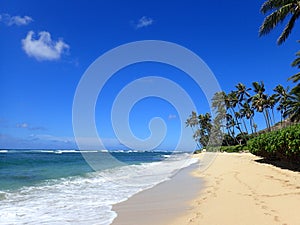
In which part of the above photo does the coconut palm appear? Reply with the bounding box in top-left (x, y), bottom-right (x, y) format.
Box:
top-left (267, 94), bottom-right (279, 126)
top-left (274, 84), bottom-right (290, 124)
top-left (198, 113), bottom-right (212, 147)
top-left (259, 0), bottom-right (300, 45)
top-left (186, 111), bottom-right (201, 149)
top-left (235, 83), bottom-right (252, 133)
top-left (284, 88), bottom-right (300, 122)
top-left (252, 81), bottom-right (272, 130)
top-left (240, 102), bottom-right (255, 134)
top-left (227, 91), bottom-right (245, 134)
top-left (290, 44), bottom-right (300, 83)
top-left (235, 83), bottom-right (251, 102)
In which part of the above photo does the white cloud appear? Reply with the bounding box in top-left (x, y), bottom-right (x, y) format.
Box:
top-left (136, 16), bottom-right (153, 29)
top-left (16, 122), bottom-right (46, 131)
top-left (22, 31), bottom-right (69, 61)
top-left (168, 114), bottom-right (177, 120)
top-left (0, 13), bottom-right (33, 26)
top-left (16, 123), bottom-right (29, 128)
top-left (31, 134), bottom-right (74, 143)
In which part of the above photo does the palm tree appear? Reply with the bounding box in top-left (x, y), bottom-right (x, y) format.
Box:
top-left (186, 112), bottom-right (214, 149)
top-left (274, 84), bottom-right (290, 125)
top-left (240, 102), bottom-right (255, 134)
top-left (235, 83), bottom-right (251, 102)
top-left (198, 113), bottom-right (212, 147)
top-left (252, 81), bottom-right (272, 130)
top-left (267, 94), bottom-right (279, 126)
top-left (227, 91), bottom-right (244, 134)
top-left (284, 87), bottom-right (300, 122)
top-left (290, 44), bottom-right (300, 83)
top-left (211, 91), bottom-right (227, 142)
top-left (235, 83), bottom-right (251, 133)
top-left (259, 0), bottom-right (300, 45)
top-left (186, 111), bottom-right (201, 149)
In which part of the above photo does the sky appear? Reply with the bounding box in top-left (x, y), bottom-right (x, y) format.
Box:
top-left (1, 0), bottom-right (300, 150)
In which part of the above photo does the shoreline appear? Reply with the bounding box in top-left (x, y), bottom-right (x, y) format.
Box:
top-left (111, 161), bottom-right (203, 225)
top-left (171, 152), bottom-right (300, 225)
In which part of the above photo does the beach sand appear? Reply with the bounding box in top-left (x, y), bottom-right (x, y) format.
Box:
top-left (112, 152), bottom-right (300, 225)
top-left (112, 163), bottom-right (203, 225)
top-left (171, 152), bottom-right (300, 225)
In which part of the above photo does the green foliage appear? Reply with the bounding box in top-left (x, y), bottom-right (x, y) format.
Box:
top-left (220, 145), bottom-right (248, 153)
top-left (259, 0), bottom-right (300, 45)
top-left (248, 124), bottom-right (300, 163)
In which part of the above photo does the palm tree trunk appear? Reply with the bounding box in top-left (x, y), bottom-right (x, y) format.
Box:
top-left (249, 117), bottom-right (254, 134)
top-left (271, 108), bottom-right (276, 127)
top-left (263, 110), bottom-right (271, 131)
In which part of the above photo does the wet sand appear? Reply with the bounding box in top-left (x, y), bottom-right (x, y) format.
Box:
top-left (112, 163), bottom-right (203, 225)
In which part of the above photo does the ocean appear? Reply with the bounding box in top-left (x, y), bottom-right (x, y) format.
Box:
top-left (0, 149), bottom-right (197, 225)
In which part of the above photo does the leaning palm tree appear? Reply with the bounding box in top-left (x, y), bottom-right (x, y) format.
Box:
top-left (235, 83), bottom-right (251, 133)
top-left (227, 91), bottom-right (245, 134)
top-left (284, 87), bottom-right (300, 122)
top-left (259, 0), bottom-right (300, 45)
top-left (186, 111), bottom-right (202, 149)
top-left (290, 44), bottom-right (300, 83)
top-left (240, 102), bottom-right (255, 134)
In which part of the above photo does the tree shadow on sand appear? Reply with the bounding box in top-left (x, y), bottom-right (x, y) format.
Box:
top-left (255, 158), bottom-right (300, 172)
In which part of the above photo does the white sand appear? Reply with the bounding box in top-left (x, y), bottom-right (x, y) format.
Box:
top-left (171, 153), bottom-right (300, 225)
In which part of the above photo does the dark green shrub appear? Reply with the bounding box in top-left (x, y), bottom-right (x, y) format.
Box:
top-left (248, 124), bottom-right (300, 163)
top-left (222, 134), bottom-right (237, 146)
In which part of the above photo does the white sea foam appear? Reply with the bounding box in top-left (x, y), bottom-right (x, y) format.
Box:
top-left (0, 153), bottom-right (197, 225)
top-left (0, 150), bottom-right (8, 153)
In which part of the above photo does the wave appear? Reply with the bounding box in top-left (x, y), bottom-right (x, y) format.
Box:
top-left (0, 153), bottom-right (197, 225)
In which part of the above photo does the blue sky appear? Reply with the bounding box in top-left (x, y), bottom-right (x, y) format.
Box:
top-left (1, 0), bottom-right (299, 150)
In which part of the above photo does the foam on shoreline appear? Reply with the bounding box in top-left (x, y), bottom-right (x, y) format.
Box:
top-left (111, 161), bottom-right (203, 225)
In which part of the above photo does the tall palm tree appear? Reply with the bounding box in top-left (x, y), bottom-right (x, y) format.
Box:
top-left (240, 102), bottom-right (255, 134)
top-left (259, 0), bottom-right (300, 45)
top-left (235, 83), bottom-right (251, 133)
top-left (267, 94), bottom-right (279, 126)
top-left (252, 81), bottom-right (272, 130)
top-left (186, 111), bottom-right (202, 149)
top-left (227, 91), bottom-right (244, 134)
top-left (198, 113), bottom-right (212, 147)
top-left (290, 44), bottom-right (300, 83)
top-left (284, 87), bottom-right (300, 122)
top-left (235, 83), bottom-right (251, 102)
top-left (274, 84), bottom-right (290, 125)
top-left (211, 91), bottom-right (227, 140)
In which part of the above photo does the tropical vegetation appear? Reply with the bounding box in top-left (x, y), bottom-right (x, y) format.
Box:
top-left (248, 124), bottom-right (300, 163)
top-left (186, 81), bottom-right (299, 150)
top-left (259, 0), bottom-right (300, 45)
top-left (186, 0), bottom-right (300, 158)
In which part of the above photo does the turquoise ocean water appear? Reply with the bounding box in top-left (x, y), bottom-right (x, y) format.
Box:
top-left (0, 149), bottom-right (196, 224)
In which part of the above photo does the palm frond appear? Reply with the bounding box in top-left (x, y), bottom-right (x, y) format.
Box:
top-left (259, 3), bottom-right (295, 36)
top-left (291, 53), bottom-right (300, 68)
top-left (288, 72), bottom-right (300, 82)
top-left (277, 11), bottom-right (300, 44)
top-left (261, 0), bottom-right (296, 14)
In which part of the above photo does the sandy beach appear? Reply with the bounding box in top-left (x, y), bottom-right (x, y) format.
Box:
top-left (172, 153), bottom-right (300, 225)
top-left (112, 152), bottom-right (300, 225)
top-left (112, 163), bottom-right (203, 225)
